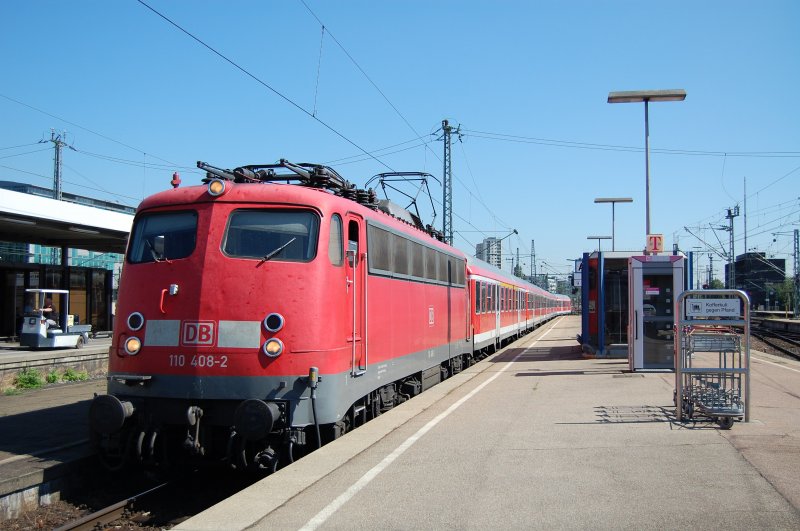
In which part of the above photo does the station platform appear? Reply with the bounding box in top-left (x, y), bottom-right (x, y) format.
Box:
top-left (760, 317), bottom-right (800, 334)
top-left (177, 315), bottom-right (800, 530)
top-left (0, 340), bottom-right (110, 518)
top-left (0, 338), bottom-right (110, 389)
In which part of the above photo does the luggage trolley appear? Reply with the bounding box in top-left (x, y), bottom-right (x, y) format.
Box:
top-left (675, 290), bottom-right (750, 429)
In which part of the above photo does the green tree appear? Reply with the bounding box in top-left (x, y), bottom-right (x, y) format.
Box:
top-left (773, 278), bottom-right (794, 310)
top-left (709, 278), bottom-right (725, 289)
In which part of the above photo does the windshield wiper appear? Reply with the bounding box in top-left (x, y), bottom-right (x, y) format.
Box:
top-left (144, 238), bottom-right (172, 263)
top-left (145, 239), bottom-right (162, 262)
top-left (256, 238), bottom-right (297, 267)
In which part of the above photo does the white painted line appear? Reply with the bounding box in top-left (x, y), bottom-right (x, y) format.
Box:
top-left (300, 323), bottom-right (557, 530)
top-left (752, 355), bottom-right (800, 374)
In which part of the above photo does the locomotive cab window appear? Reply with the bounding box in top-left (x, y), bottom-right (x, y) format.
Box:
top-left (223, 210), bottom-right (319, 262)
top-left (328, 214), bottom-right (343, 266)
top-left (128, 211), bottom-right (198, 264)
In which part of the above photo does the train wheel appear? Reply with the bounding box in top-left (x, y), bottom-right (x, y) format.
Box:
top-left (370, 392), bottom-right (381, 420)
top-left (93, 430), bottom-right (133, 472)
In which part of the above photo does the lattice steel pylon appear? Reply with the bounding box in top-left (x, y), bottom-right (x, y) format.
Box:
top-left (794, 229), bottom-right (799, 318)
top-left (437, 119), bottom-right (461, 245)
top-left (49, 129), bottom-right (67, 201)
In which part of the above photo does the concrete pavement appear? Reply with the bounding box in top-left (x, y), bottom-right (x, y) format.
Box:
top-left (170, 315), bottom-right (800, 529)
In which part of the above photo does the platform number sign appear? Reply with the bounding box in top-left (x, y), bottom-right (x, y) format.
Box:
top-left (646, 234), bottom-right (664, 254)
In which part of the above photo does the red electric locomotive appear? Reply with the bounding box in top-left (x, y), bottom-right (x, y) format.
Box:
top-left (89, 159), bottom-right (569, 471)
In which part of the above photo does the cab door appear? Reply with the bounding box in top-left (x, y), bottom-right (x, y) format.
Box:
top-left (346, 216), bottom-right (366, 376)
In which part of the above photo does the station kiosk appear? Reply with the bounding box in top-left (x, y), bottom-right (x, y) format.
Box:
top-left (627, 255), bottom-right (685, 371)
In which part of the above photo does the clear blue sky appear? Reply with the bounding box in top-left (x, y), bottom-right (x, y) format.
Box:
top-left (2, 1), bottom-right (798, 280)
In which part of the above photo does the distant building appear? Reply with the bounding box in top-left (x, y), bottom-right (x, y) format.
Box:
top-left (0, 181), bottom-right (134, 336)
top-left (476, 237), bottom-right (502, 268)
top-left (0, 181), bottom-right (131, 287)
top-left (726, 252), bottom-right (786, 309)
top-left (0, 181), bottom-right (135, 215)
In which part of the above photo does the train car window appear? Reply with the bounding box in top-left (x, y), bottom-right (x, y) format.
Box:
top-left (328, 214), bottom-right (343, 266)
top-left (393, 234), bottom-right (409, 275)
top-left (367, 225), bottom-right (391, 272)
top-left (411, 241), bottom-right (424, 278)
top-left (452, 258), bottom-right (465, 286)
top-left (128, 210), bottom-right (197, 264)
top-left (482, 283), bottom-right (487, 313)
top-left (424, 247), bottom-right (437, 281)
top-left (436, 251), bottom-right (448, 282)
top-left (475, 281), bottom-right (481, 314)
top-left (222, 210), bottom-right (319, 262)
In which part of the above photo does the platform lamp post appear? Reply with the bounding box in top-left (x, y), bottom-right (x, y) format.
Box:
top-left (594, 197), bottom-right (633, 251)
top-left (607, 89), bottom-right (686, 241)
top-left (587, 235), bottom-right (612, 252)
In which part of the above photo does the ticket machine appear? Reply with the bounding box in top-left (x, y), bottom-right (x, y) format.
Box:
top-left (628, 255), bottom-right (685, 371)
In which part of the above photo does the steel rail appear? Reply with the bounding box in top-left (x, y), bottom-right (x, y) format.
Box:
top-left (53, 481), bottom-right (169, 531)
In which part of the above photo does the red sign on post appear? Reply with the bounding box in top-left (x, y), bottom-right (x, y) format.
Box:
top-left (646, 234), bottom-right (664, 254)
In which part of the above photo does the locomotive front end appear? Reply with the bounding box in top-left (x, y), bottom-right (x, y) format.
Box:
top-left (90, 179), bottom-right (344, 472)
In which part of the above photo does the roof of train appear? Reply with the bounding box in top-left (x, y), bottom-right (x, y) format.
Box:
top-left (137, 181), bottom-right (568, 301)
top-left (137, 181), bottom-right (461, 255)
top-left (466, 254), bottom-right (569, 300)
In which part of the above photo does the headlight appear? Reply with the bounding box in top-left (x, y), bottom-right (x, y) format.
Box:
top-left (262, 338), bottom-right (284, 358)
top-left (207, 178), bottom-right (227, 197)
top-left (124, 336), bottom-right (142, 355)
top-left (127, 312), bottom-right (144, 331)
top-left (263, 313), bottom-right (285, 333)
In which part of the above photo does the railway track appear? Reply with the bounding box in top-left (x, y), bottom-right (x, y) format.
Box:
top-left (751, 320), bottom-right (800, 361)
top-left (54, 482), bottom-right (169, 531)
top-left (48, 469), bottom-right (260, 530)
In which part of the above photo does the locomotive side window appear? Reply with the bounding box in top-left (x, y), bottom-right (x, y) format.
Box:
top-left (411, 242), bottom-right (424, 278)
top-left (365, 221), bottom-right (466, 287)
top-left (128, 211), bottom-right (198, 264)
top-left (393, 234), bottom-right (409, 275)
top-left (223, 210), bottom-right (319, 262)
top-left (424, 247), bottom-right (437, 281)
top-left (367, 225), bottom-right (391, 272)
top-left (328, 214), bottom-right (343, 266)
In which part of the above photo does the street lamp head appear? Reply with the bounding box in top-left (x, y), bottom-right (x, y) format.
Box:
top-left (587, 236), bottom-right (612, 240)
top-left (594, 197), bottom-right (633, 204)
top-left (607, 89), bottom-right (686, 103)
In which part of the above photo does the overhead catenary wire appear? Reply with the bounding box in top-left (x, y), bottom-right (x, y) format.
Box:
top-left (463, 128), bottom-right (800, 158)
top-left (298, 0), bottom-right (435, 156)
top-left (0, 93), bottom-right (180, 168)
top-left (136, 0), bottom-right (395, 173)
top-left (0, 163), bottom-right (144, 203)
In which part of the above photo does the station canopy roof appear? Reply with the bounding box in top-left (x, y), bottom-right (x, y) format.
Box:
top-left (0, 189), bottom-right (134, 254)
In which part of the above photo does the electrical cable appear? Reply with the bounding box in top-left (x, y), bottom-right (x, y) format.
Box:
top-left (463, 128), bottom-right (800, 158)
top-left (137, 0), bottom-right (395, 172)
top-left (0, 93), bottom-right (179, 167)
top-left (0, 147), bottom-right (52, 160)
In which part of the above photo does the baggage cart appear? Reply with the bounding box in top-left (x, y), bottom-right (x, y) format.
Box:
top-left (675, 290), bottom-right (750, 429)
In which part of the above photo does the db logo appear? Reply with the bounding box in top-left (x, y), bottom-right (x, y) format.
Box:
top-left (182, 321), bottom-right (215, 346)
